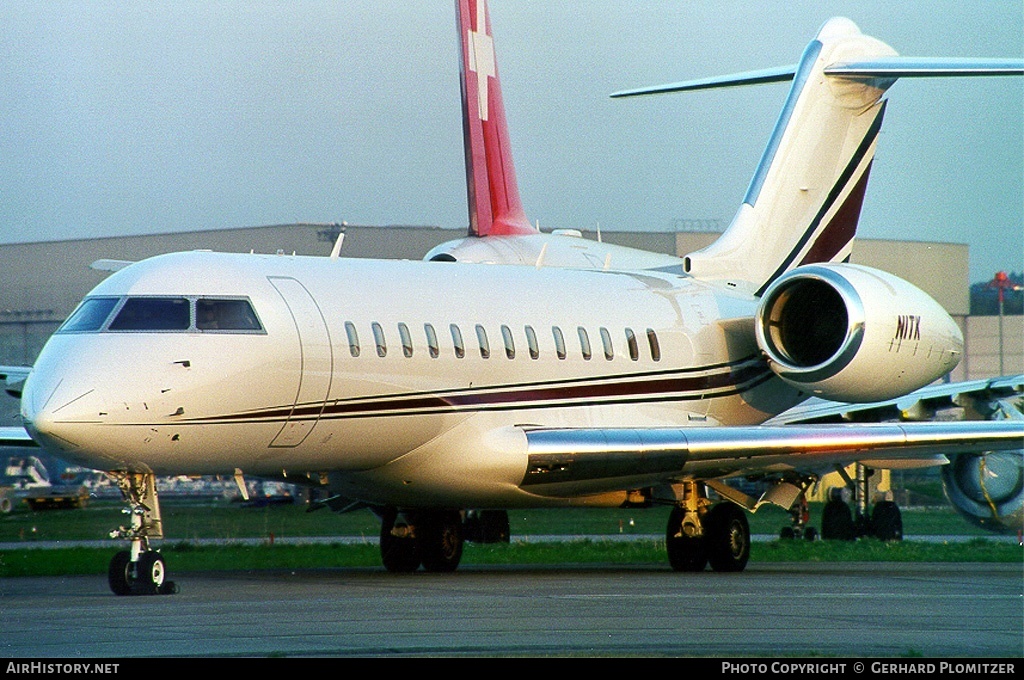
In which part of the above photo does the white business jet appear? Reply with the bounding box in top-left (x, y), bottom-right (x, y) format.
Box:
top-left (16, 1), bottom-right (1024, 595)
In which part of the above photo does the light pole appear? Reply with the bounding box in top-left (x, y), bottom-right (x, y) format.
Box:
top-left (987, 271), bottom-right (1023, 375)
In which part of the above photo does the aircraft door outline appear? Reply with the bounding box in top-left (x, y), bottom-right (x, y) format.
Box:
top-left (268, 276), bottom-right (333, 448)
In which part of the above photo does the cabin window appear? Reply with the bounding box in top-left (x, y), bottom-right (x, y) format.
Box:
top-left (525, 325), bottom-right (539, 360)
top-left (58, 297), bottom-right (119, 333)
top-left (398, 323), bottom-right (413, 358)
top-left (345, 321), bottom-right (360, 357)
top-left (552, 326), bottom-right (566, 360)
top-left (625, 328), bottom-right (639, 361)
top-left (424, 323), bottom-right (439, 358)
top-left (577, 327), bottom-right (592, 361)
top-left (108, 297), bottom-right (190, 331)
top-left (196, 298), bottom-right (262, 332)
top-left (501, 325), bottom-right (515, 359)
top-left (372, 322), bottom-right (387, 357)
top-left (647, 328), bottom-right (661, 362)
top-left (600, 327), bottom-right (614, 360)
top-left (450, 324), bottom-right (465, 359)
top-left (475, 324), bottom-right (490, 359)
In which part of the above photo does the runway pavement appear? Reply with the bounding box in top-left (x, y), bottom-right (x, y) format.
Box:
top-left (1, 561), bottom-right (1021, 658)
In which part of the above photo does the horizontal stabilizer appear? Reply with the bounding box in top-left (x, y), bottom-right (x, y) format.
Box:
top-left (611, 65), bottom-right (798, 98)
top-left (611, 58), bottom-right (1024, 99)
top-left (825, 57), bottom-right (1024, 78)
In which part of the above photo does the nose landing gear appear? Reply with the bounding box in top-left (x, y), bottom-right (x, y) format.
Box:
top-left (106, 471), bottom-right (177, 596)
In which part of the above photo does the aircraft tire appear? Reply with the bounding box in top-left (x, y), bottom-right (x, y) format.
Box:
top-left (705, 503), bottom-right (750, 573)
top-left (380, 510), bottom-right (420, 573)
top-left (108, 550), bottom-right (134, 596)
top-left (131, 551), bottom-right (166, 595)
top-left (419, 510), bottom-right (464, 573)
top-left (871, 500), bottom-right (903, 541)
top-left (464, 510), bottom-right (510, 543)
top-left (665, 507), bottom-right (707, 572)
top-left (820, 499), bottom-right (855, 540)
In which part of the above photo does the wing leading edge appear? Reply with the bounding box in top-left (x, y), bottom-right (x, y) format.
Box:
top-left (769, 374), bottom-right (1024, 425)
top-left (0, 426), bottom-right (38, 448)
top-left (0, 365), bottom-right (31, 399)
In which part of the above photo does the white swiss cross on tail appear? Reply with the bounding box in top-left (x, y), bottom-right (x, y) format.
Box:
top-left (468, 1), bottom-right (496, 121)
top-left (458, 0), bottom-right (535, 237)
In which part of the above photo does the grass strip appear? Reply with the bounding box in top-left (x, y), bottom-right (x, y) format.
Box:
top-left (1, 537), bottom-right (1019, 578)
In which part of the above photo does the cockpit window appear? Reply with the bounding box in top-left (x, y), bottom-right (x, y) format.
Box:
top-left (58, 297), bottom-right (120, 333)
top-left (109, 297), bottom-right (191, 331)
top-left (56, 295), bottom-right (264, 334)
top-left (196, 299), bottom-right (262, 331)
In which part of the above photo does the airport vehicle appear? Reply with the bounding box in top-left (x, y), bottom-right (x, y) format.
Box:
top-left (9, 1), bottom-right (1024, 595)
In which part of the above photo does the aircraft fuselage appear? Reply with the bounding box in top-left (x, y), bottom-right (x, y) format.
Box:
top-left (22, 250), bottom-right (799, 507)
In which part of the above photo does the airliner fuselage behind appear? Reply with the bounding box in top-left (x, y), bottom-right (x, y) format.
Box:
top-left (22, 250), bottom-right (800, 508)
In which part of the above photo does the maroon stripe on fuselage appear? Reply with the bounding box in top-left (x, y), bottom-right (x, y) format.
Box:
top-left (184, 359), bottom-right (773, 424)
top-left (439, 361), bottom-right (767, 408)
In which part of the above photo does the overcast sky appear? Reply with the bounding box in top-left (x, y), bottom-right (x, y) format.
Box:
top-left (1, 1), bottom-right (1021, 282)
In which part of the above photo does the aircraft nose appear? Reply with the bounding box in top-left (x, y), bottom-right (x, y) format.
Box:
top-left (21, 372), bottom-right (106, 456)
top-left (22, 404), bottom-right (64, 449)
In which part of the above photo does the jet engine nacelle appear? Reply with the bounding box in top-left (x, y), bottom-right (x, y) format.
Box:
top-left (755, 263), bottom-right (963, 403)
top-left (941, 451), bottom-right (1024, 535)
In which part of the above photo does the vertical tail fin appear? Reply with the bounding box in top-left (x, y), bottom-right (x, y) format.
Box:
top-left (458, 0), bottom-right (536, 236)
top-left (614, 18), bottom-right (896, 293)
top-left (612, 17), bottom-right (1022, 294)
top-left (686, 18), bottom-right (894, 293)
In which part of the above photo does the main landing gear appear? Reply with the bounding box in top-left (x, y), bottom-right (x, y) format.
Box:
top-left (106, 472), bottom-right (177, 596)
top-left (819, 464), bottom-right (903, 541)
top-left (666, 481), bottom-right (750, 572)
top-left (379, 508), bottom-right (510, 573)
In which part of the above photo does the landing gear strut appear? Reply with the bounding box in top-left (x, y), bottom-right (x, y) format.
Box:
top-left (106, 471), bottom-right (177, 596)
top-left (666, 481), bottom-right (750, 572)
top-left (779, 494), bottom-right (818, 541)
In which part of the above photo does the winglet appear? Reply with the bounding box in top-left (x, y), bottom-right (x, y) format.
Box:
top-left (458, 0), bottom-right (535, 236)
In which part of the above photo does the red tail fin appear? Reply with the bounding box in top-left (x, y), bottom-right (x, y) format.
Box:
top-left (458, 0), bottom-right (535, 236)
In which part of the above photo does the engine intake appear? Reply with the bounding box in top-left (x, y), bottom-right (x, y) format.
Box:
top-left (755, 263), bottom-right (963, 403)
top-left (759, 273), bottom-right (857, 372)
top-left (941, 451), bottom-right (1024, 535)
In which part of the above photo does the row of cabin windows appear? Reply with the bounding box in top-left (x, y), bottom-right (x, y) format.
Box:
top-left (344, 322), bottom-right (661, 363)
